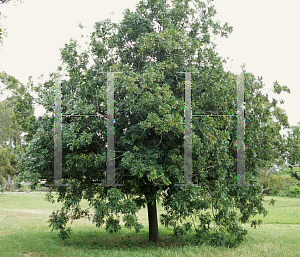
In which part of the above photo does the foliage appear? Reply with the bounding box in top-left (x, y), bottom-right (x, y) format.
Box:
top-left (0, 72), bottom-right (35, 133)
top-left (17, 0), bottom-right (291, 247)
top-left (280, 185), bottom-right (300, 198)
top-left (280, 164), bottom-right (300, 182)
top-left (0, 100), bottom-right (17, 149)
top-left (0, 147), bottom-right (16, 179)
top-left (283, 123), bottom-right (300, 183)
top-left (258, 163), bottom-right (300, 197)
top-left (18, 185), bottom-right (26, 192)
top-left (0, 71), bottom-right (35, 173)
top-left (0, 174), bottom-right (5, 187)
top-left (0, 72), bottom-right (35, 188)
top-left (14, 115), bottom-right (54, 188)
top-left (279, 175), bottom-right (300, 198)
top-left (258, 165), bottom-right (283, 195)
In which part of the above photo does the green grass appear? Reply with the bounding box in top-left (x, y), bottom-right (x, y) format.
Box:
top-left (0, 193), bottom-right (299, 256)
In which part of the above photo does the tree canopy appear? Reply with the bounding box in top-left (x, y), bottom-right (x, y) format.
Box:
top-left (286, 123), bottom-right (300, 166)
top-left (0, 71), bottom-right (34, 189)
top-left (15, 0), bottom-right (291, 247)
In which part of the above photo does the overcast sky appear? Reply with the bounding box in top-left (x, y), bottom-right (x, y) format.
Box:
top-left (0, 0), bottom-right (299, 137)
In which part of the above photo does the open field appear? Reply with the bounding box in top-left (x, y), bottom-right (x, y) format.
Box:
top-left (0, 193), bottom-right (299, 257)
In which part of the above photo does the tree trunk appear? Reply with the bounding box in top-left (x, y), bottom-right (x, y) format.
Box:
top-left (147, 197), bottom-right (159, 243)
top-left (5, 174), bottom-right (13, 191)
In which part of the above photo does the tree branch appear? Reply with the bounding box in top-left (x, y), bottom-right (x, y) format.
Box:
top-left (260, 187), bottom-right (272, 195)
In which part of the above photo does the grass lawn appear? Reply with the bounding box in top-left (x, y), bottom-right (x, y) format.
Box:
top-left (0, 192), bottom-right (299, 257)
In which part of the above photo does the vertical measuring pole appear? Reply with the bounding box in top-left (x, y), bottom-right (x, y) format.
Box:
top-left (48, 71), bottom-right (122, 187)
top-left (53, 73), bottom-right (62, 185)
top-left (174, 72), bottom-right (199, 187)
top-left (236, 72), bottom-right (246, 186)
top-left (184, 72), bottom-right (193, 185)
top-left (106, 72), bottom-right (115, 186)
top-left (47, 73), bottom-right (68, 187)
top-left (174, 71), bottom-right (248, 187)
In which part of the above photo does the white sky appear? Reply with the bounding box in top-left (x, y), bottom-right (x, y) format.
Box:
top-left (0, 0), bottom-right (299, 137)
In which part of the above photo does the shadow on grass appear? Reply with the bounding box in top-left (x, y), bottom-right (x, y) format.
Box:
top-left (61, 228), bottom-right (190, 251)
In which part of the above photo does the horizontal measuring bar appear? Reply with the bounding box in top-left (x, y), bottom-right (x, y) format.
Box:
top-left (193, 115), bottom-right (238, 117)
top-left (176, 72), bottom-right (200, 73)
top-left (45, 183), bottom-right (70, 187)
top-left (61, 114), bottom-right (107, 117)
top-left (91, 183), bottom-right (124, 186)
top-left (59, 114), bottom-right (237, 117)
top-left (174, 184), bottom-right (202, 186)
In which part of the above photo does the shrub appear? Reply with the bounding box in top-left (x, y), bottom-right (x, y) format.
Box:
top-left (18, 185), bottom-right (30, 192)
top-left (290, 185), bottom-right (300, 197)
top-left (18, 187), bottom-right (25, 192)
top-left (279, 176), bottom-right (300, 198)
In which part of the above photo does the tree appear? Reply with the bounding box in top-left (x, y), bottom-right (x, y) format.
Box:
top-left (0, 147), bottom-right (16, 191)
top-left (0, 99), bottom-right (17, 150)
top-left (281, 124), bottom-right (300, 185)
top-left (16, 0), bottom-right (289, 247)
top-left (258, 165), bottom-right (284, 195)
top-left (285, 123), bottom-right (300, 167)
top-left (0, 98), bottom-right (19, 191)
top-left (0, 174), bottom-right (5, 190)
top-left (0, 72), bottom-right (35, 145)
top-left (0, 72), bottom-right (35, 190)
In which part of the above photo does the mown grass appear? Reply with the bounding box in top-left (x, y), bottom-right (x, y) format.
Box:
top-left (0, 193), bottom-right (299, 257)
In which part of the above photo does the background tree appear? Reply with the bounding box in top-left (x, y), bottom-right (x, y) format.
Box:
top-left (16, 0), bottom-right (290, 247)
top-left (258, 165), bottom-right (284, 195)
top-left (276, 127), bottom-right (300, 197)
top-left (0, 147), bottom-right (16, 190)
top-left (0, 72), bottom-right (35, 190)
top-left (285, 123), bottom-right (300, 173)
top-left (281, 164), bottom-right (300, 182)
top-left (0, 173), bottom-right (5, 190)
top-left (0, 99), bottom-right (18, 150)
top-left (0, 72), bottom-right (35, 132)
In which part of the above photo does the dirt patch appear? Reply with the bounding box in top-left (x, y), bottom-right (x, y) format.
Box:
top-left (0, 230), bottom-right (11, 236)
top-left (22, 252), bottom-right (46, 257)
top-left (0, 210), bottom-right (51, 219)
